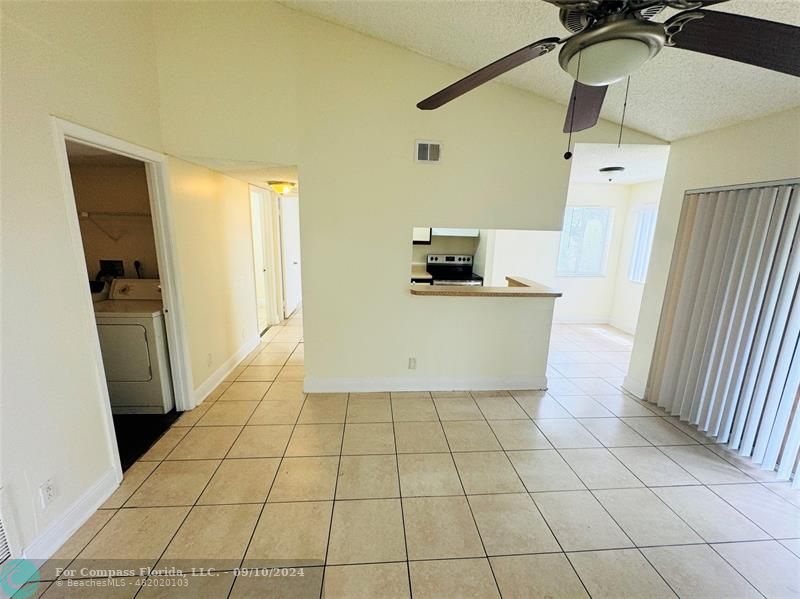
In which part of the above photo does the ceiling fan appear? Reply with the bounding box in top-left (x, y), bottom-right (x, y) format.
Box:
top-left (417, 0), bottom-right (800, 136)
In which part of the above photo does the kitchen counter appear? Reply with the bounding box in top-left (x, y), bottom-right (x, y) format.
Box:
top-left (410, 275), bottom-right (562, 298)
top-left (411, 264), bottom-right (433, 280)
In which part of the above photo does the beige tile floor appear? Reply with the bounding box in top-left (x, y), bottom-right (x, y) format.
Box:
top-left (22, 318), bottom-right (800, 598)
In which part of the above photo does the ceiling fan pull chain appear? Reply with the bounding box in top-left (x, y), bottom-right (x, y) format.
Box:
top-left (617, 76), bottom-right (631, 148)
top-left (564, 50), bottom-right (583, 160)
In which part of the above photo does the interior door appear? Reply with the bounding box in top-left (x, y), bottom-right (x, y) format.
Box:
top-left (280, 195), bottom-right (302, 317)
top-left (250, 189), bottom-right (270, 333)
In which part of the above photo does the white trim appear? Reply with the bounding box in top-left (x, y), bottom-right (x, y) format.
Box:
top-left (22, 469), bottom-right (118, 562)
top-left (192, 335), bottom-right (261, 404)
top-left (50, 120), bottom-right (123, 479)
top-left (304, 376), bottom-right (549, 393)
top-left (553, 317), bottom-right (610, 325)
top-left (53, 118), bottom-right (195, 414)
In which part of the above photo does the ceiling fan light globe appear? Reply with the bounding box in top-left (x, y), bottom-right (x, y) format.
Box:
top-left (565, 38), bottom-right (654, 86)
top-left (558, 19), bottom-right (666, 87)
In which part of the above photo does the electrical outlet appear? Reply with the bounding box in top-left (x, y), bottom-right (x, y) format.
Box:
top-left (408, 357), bottom-right (417, 370)
top-left (207, 353), bottom-right (213, 367)
top-left (39, 478), bottom-right (57, 509)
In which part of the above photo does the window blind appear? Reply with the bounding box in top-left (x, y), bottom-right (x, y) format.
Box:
top-left (648, 182), bottom-right (800, 486)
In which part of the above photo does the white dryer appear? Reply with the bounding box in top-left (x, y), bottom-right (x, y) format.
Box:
top-left (94, 279), bottom-right (174, 414)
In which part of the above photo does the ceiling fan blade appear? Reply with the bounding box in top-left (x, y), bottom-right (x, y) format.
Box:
top-left (417, 37), bottom-right (561, 110)
top-left (668, 9), bottom-right (800, 77)
top-left (563, 81), bottom-right (608, 133)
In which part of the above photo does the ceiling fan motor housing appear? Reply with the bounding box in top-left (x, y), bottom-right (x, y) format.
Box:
top-left (559, 17), bottom-right (666, 86)
top-left (559, 8), bottom-right (594, 33)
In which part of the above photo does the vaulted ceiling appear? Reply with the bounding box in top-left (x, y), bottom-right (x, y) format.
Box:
top-left (284, 0), bottom-right (800, 141)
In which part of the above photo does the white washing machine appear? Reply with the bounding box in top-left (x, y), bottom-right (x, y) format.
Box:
top-left (94, 279), bottom-right (174, 414)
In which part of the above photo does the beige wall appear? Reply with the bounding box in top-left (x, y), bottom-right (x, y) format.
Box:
top-left (70, 164), bottom-right (160, 280)
top-left (168, 158), bottom-right (259, 388)
top-left (1, 0), bottom-right (662, 556)
top-left (626, 107), bottom-right (800, 398)
top-left (153, 2), bottom-right (300, 167)
top-left (290, 7), bottom-right (662, 387)
top-left (609, 180), bottom-right (663, 334)
top-left (153, 1), bottom-right (661, 389)
top-left (1, 1), bottom-right (163, 554)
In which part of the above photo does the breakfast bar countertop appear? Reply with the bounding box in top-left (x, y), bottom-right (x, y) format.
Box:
top-left (410, 264), bottom-right (433, 280)
top-left (410, 275), bottom-right (562, 298)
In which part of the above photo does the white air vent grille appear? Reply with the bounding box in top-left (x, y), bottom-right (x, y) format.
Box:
top-left (415, 140), bottom-right (441, 163)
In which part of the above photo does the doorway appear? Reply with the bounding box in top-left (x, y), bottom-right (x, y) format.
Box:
top-left (250, 186), bottom-right (282, 334)
top-left (54, 119), bottom-right (193, 475)
top-left (280, 194), bottom-right (302, 317)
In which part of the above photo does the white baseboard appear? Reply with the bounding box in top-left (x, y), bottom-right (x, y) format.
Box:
top-left (622, 374), bottom-right (646, 400)
top-left (553, 317), bottom-right (609, 325)
top-left (304, 376), bottom-right (548, 393)
top-left (192, 335), bottom-right (260, 405)
top-left (23, 468), bottom-right (118, 562)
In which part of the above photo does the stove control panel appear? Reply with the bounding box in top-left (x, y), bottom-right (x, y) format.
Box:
top-left (427, 254), bottom-right (473, 264)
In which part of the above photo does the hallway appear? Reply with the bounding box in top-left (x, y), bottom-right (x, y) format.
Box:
top-left (24, 319), bottom-right (800, 598)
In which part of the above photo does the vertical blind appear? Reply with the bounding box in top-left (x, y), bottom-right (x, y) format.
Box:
top-left (648, 181), bottom-right (800, 485)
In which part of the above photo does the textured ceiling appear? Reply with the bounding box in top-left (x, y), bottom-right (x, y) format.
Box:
top-left (284, 0), bottom-right (800, 141)
top-left (570, 143), bottom-right (670, 185)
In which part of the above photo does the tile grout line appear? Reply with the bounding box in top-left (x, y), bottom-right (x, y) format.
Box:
top-left (39, 365), bottom-right (269, 587)
top-left (433, 393), bottom-right (504, 599)
top-left (642, 446), bottom-right (782, 538)
top-left (388, 392), bottom-right (414, 598)
top-left (132, 376), bottom-right (288, 597)
top-left (526, 415), bottom-right (682, 595)
top-left (705, 541), bottom-right (777, 598)
top-left (316, 391), bottom-right (349, 599)
top-left (473, 391), bottom-right (593, 599)
top-left (644, 444), bottom-right (786, 538)
top-left (523, 396), bottom-right (777, 596)
top-left (227, 386), bottom-right (308, 598)
top-left (40, 323), bottom-right (798, 596)
top-left (39, 334), bottom-right (295, 588)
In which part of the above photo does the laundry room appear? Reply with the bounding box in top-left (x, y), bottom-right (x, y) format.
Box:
top-left (66, 141), bottom-right (177, 471)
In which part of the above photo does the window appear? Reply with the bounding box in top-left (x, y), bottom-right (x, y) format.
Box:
top-left (628, 204), bottom-right (658, 284)
top-left (557, 206), bottom-right (613, 276)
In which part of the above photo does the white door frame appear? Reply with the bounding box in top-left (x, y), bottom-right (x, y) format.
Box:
top-left (51, 118), bottom-right (195, 475)
top-left (279, 195), bottom-right (302, 317)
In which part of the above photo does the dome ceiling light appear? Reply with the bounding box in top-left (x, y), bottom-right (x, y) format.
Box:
top-left (267, 181), bottom-right (297, 195)
top-left (599, 165), bottom-right (626, 182)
